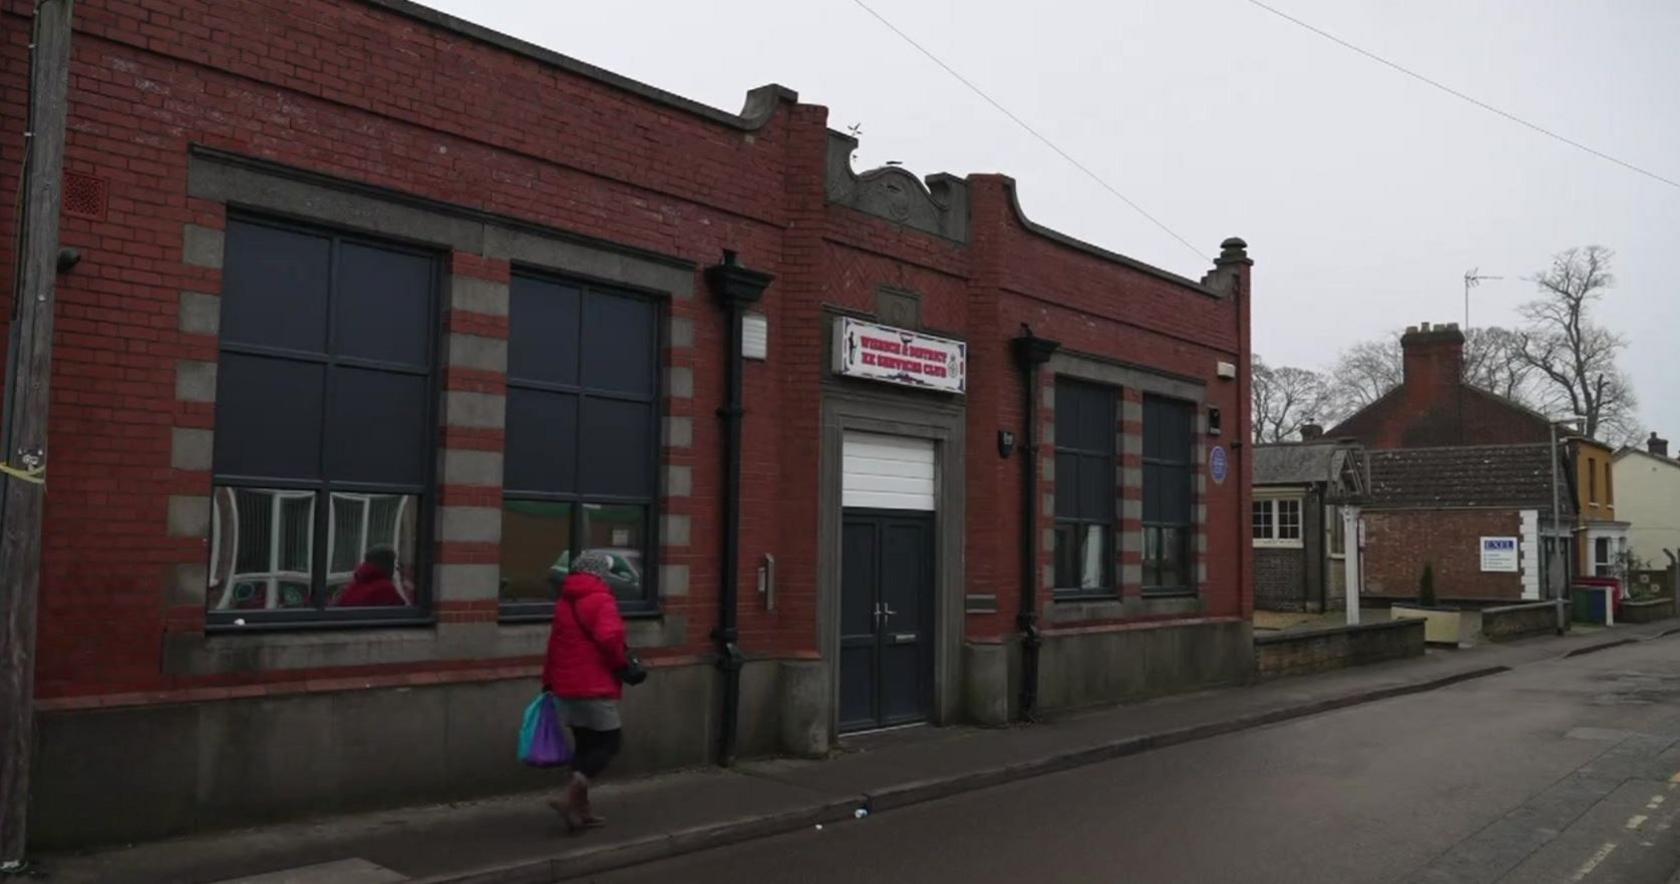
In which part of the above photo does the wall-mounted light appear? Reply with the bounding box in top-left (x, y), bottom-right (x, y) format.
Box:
top-left (1216, 361), bottom-right (1237, 380)
top-left (998, 430), bottom-right (1017, 459)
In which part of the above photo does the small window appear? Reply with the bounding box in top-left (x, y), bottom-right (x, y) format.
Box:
top-left (1251, 497), bottom-right (1305, 548)
top-left (1604, 462), bottom-right (1613, 506)
top-left (207, 217), bottom-right (437, 624)
top-left (1594, 537), bottom-right (1613, 577)
top-left (1142, 396), bottom-right (1195, 594)
top-left (499, 272), bottom-right (661, 615)
top-left (1052, 379), bottom-right (1117, 596)
top-left (1327, 505), bottom-right (1346, 557)
top-left (1588, 457), bottom-right (1598, 504)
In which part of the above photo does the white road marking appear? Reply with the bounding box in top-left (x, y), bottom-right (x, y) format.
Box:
top-left (1626, 814), bottom-right (1648, 830)
top-left (1570, 842), bottom-right (1618, 881)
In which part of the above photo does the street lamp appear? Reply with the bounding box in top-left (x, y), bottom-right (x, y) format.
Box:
top-left (1549, 416), bottom-right (1585, 633)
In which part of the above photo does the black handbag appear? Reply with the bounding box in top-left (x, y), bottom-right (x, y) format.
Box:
top-left (618, 653), bottom-right (648, 686)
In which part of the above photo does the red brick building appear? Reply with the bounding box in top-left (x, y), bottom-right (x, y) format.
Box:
top-left (1, 0), bottom-right (1254, 846)
top-left (1329, 323), bottom-right (1574, 603)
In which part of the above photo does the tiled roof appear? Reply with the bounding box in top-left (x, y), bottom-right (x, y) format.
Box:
top-left (1366, 443), bottom-right (1565, 509)
top-left (1254, 442), bottom-right (1344, 485)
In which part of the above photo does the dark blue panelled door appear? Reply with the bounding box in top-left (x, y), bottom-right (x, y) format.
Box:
top-left (839, 509), bottom-right (934, 732)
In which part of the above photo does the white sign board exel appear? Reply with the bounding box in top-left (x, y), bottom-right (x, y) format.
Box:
top-left (833, 317), bottom-right (966, 395)
top-left (1480, 536), bottom-right (1519, 573)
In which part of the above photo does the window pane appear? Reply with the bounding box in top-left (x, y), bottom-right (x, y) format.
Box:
top-left (1143, 396), bottom-right (1193, 461)
top-left (1053, 523), bottom-right (1078, 589)
top-left (1078, 523), bottom-right (1104, 590)
top-left (220, 220), bottom-right (331, 353)
top-left (332, 241), bottom-right (433, 368)
top-left (578, 397), bottom-right (654, 497)
top-left (1252, 500), bottom-right (1272, 540)
top-left (1143, 526), bottom-right (1162, 587)
top-left (1157, 526), bottom-right (1186, 589)
top-left (1145, 463), bottom-right (1192, 523)
top-left (329, 493), bottom-right (419, 607)
top-left (580, 290), bottom-right (655, 396)
top-left (324, 366), bottom-right (430, 486)
top-left (1327, 506), bottom-right (1345, 555)
top-left (508, 276), bottom-right (581, 386)
top-left (580, 503), bottom-right (647, 603)
top-left (1055, 380), bottom-right (1085, 450)
top-left (1277, 499), bottom-right (1302, 540)
top-left (1054, 452), bottom-right (1079, 518)
top-left (213, 352), bottom-right (325, 480)
top-left (1077, 454), bottom-right (1110, 521)
top-left (500, 501), bottom-right (572, 604)
top-left (207, 487), bottom-right (316, 611)
top-left (504, 388), bottom-right (578, 494)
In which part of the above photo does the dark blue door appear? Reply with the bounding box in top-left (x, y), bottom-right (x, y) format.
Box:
top-left (839, 509), bottom-right (934, 732)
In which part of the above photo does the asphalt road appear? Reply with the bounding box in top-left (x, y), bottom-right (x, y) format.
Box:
top-left (593, 638), bottom-right (1680, 884)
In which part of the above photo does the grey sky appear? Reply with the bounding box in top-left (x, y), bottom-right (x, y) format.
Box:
top-left (422, 0), bottom-right (1679, 441)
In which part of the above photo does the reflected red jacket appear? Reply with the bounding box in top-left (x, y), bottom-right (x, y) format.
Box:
top-left (338, 562), bottom-right (405, 607)
top-left (543, 573), bottom-right (629, 700)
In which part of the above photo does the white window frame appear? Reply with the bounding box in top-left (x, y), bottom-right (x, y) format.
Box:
top-left (1252, 491), bottom-right (1305, 549)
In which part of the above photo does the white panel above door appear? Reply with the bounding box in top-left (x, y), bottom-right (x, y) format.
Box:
top-left (842, 432), bottom-right (935, 511)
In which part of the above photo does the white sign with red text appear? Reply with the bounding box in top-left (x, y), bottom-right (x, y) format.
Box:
top-left (833, 318), bottom-right (966, 395)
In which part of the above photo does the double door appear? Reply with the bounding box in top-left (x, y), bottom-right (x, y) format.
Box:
top-left (838, 509), bottom-right (934, 732)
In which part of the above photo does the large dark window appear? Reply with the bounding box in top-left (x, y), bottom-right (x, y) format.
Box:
top-left (1052, 379), bottom-right (1116, 597)
top-left (207, 217), bottom-right (437, 623)
top-left (1142, 395), bottom-right (1195, 595)
top-left (499, 272), bottom-right (660, 615)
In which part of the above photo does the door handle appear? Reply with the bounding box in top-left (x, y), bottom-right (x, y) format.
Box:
top-left (882, 603), bottom-right (899, 621)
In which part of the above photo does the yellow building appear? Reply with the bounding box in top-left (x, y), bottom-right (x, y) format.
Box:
top-left (1570, 436), bottom-right (1629, 578)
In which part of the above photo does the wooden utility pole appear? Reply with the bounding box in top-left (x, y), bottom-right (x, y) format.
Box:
top-left (0, 0), bottom-right (74, 868)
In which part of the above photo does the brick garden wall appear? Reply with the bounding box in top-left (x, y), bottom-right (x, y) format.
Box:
top-left (1361, 509), bottom-right (1526, 601)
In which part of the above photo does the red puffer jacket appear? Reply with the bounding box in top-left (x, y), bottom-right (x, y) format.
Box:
top-left (542, 573), bottom-right (629, 700)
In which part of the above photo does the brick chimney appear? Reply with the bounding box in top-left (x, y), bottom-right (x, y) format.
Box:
top-left (1400, 321), bottom-right (1465, 389)
top-left (1300, 423), bottom-right (1325, 441)
top-left (1650, 432), bottom-right (1670, 458)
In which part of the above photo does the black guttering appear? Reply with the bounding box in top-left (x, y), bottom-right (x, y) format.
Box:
top-left (1013, 329), bottom-right (1061, 721)
top-left (705, 251), bottom-right (773, 767)
top-left (359, 0), bottom-right (796, 132)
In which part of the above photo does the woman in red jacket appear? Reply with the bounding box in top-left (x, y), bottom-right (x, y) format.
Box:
top-left (542, 550), bottom-right (629, 832)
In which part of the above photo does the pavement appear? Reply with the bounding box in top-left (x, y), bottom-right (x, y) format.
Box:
top-left (36, 620), bottom-right (1680, 884)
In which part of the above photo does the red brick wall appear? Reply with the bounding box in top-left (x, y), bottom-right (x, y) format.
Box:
top-left (1361, 509), bottom-right (1526, 601)
top-left (3, 0), bottom-right (1250, 699)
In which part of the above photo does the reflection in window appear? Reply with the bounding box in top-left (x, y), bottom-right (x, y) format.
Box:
top-left (499, 501), bottom-right (572, 604)
top-left (207, 216), bottom-right (435, 623)
top-left (208, 488), bottom-right (416, 611)
top-left (500, 270), bottom-right (660, 613)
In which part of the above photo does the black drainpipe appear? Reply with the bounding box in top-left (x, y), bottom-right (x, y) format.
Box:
top-left (1012, 328), bottom-right (1060, 721)
top-left (704, 251), bottom-right (773, 767)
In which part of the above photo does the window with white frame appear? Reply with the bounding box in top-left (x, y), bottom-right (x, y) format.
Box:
top-left (1252, 496), bottom-right (1303, 547)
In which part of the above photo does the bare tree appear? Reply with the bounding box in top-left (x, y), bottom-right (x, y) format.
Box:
top-left (1513, 246), bottom-right (1639, 442)
top-left (1463, 326), bottom-right (1541, 405)
top-left (1252, 355), bottom-right (1331, 443)
top-left (1325, 337), bottom-right (1402, 418)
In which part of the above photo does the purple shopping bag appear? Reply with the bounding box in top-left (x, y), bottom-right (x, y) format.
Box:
top-left (519, 693), bottom-right (572, 768)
